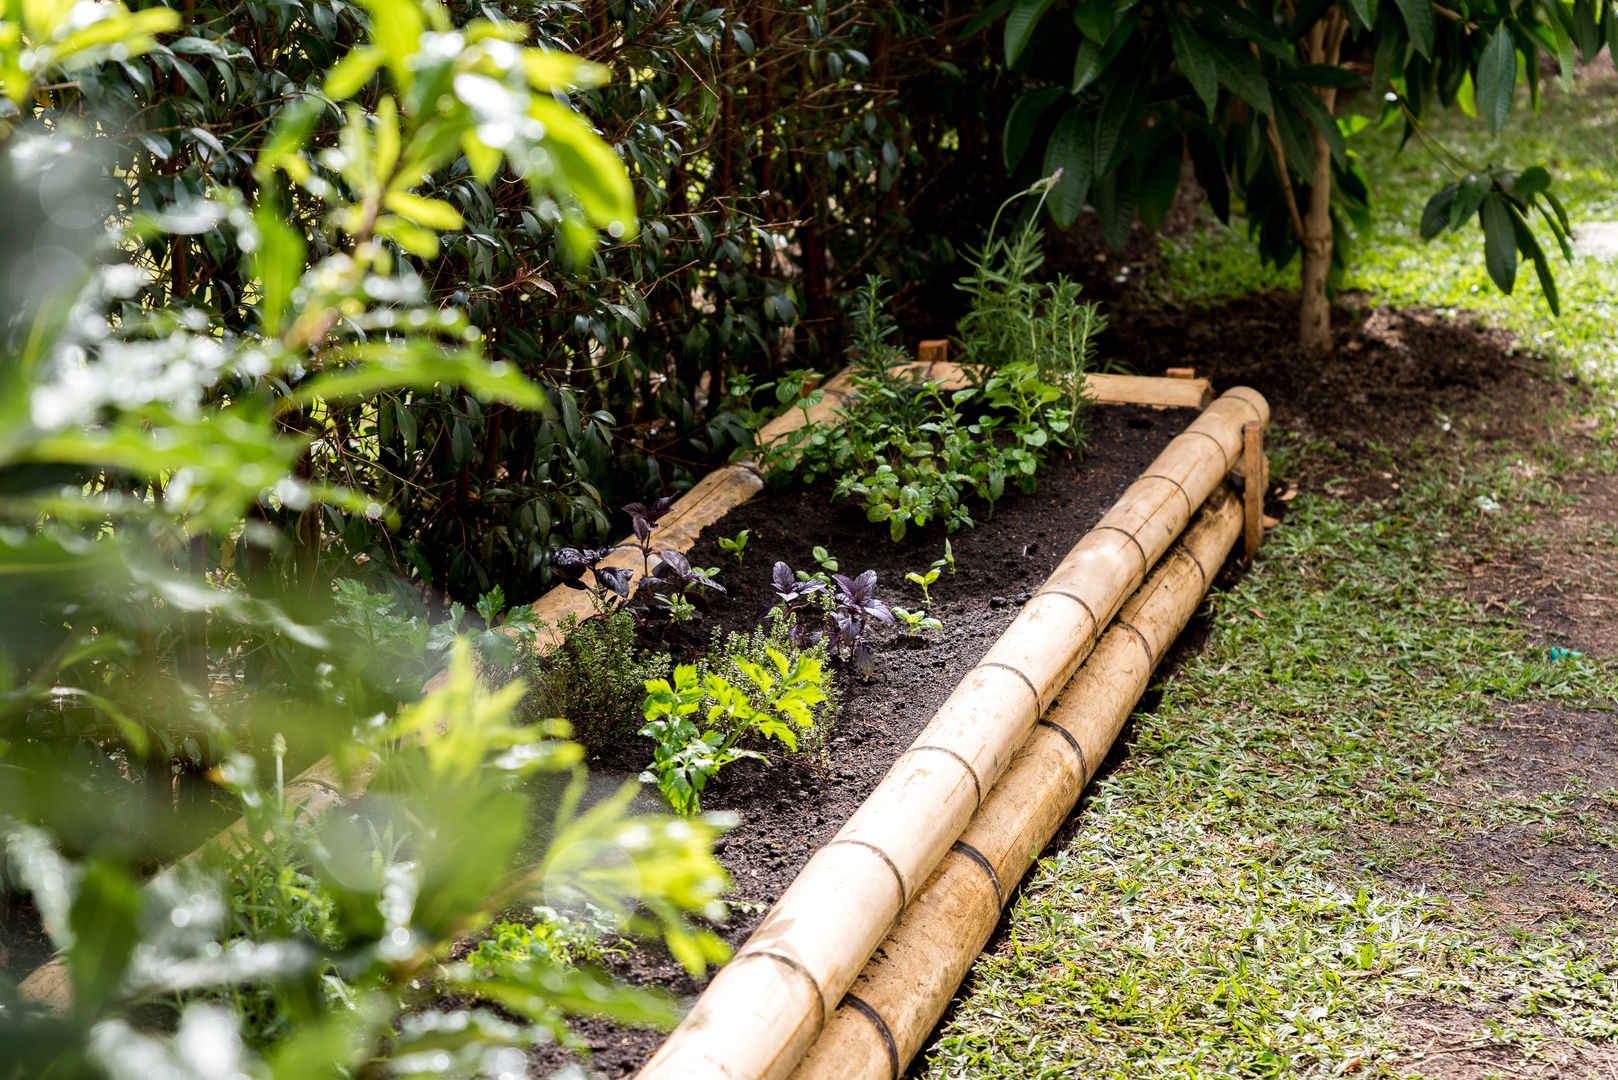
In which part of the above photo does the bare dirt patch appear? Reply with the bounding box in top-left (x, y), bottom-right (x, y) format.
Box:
top-left (1462, 472), bottom-right (1618, 659)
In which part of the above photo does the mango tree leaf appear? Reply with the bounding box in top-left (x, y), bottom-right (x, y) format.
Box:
top-left (1476, 26), bottom-right (1517, 134)
top-left (1449, 171), bottom-right (1492, 231)
top-left (1205, 34), bottom-right (1272, 114)
top-left (1095, 161), bottom-right (1139, 251)
top-left (1169, 15), bottom-right (1218, 118)
top-left (1137, 133), bottom-right (1183, 232)
top-left (1392, 0), bottom-right (1436, 57)
top-left (1574, 0), bottom-right (1602, 58)
top-left (1093, 66), bottom-right (1146, 177)
top-left (1004, 0), bottom-right (1056, 65)
top-left (1043, 108), bottom-right (1094, 226)
top-left (1279, 84), bottom-right (1345, 166)
top-left (1003, 86), bottom-right (1064, 170)
top-left (1071, 11), bottom-right (1137, 93)
top-left (1420, 182), bottom-right (1457, 239)
top-left (1070, 0), bottom-right (1119, 42)
top-left (1480, 193), bottom-right (1518, 293)
top-left (1506, 200), bottom-right (1560, 315)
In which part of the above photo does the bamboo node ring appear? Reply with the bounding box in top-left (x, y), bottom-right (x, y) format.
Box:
top-left (1183, 427), bottom-right (1232, 470)
top-left (1093, 525), bottom-right (1148, 572)
top-left (825, 838), bottom-right (909, 910)
top-left (900, 744), bottom-right (985, 810)
top-left (733, 949), bottom-right (827, 1032)
top-left (1177, 544), bottom-right (1209, 590)
top-left (839, 994), bottom-right (900, 1080)
top-left (1117, 619), bottom-right (1154, 661)
top-left (974, 660), bottom-right (1041, 708)
top-left (949, 840), bottom-right (1004, 907)
top-left (1034, 718), bottom-right (1090, 778)
top-left (1140, 472), bottom-right (1195, 518)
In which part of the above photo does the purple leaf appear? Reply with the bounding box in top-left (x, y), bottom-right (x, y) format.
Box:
top-left (852, 642), bottom-right (875, 677)
top-left (596, 566), bottom-right (634, 598)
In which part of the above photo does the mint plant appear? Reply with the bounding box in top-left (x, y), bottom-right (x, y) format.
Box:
top-left (762, 274), bottom-right (1095, 542)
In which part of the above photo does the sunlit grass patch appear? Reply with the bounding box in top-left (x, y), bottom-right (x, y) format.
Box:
top-left (923, 434), bottom-right (1614, 1079)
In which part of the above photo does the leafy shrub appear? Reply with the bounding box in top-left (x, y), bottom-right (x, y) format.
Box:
top-left (703, 611), bottom-right (840, 759)
top-left (640, 645), bottom-right (830, 815)
top-left (0, 5), bottom-right (734, 1072)
top-left (519, 612), bottom-right (672, 752)
top-left (765, 260), bottom-right (1099, 541)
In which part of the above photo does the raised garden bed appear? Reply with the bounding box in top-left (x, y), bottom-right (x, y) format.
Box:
top-left (528, 400), bottom-right (1207, 1077)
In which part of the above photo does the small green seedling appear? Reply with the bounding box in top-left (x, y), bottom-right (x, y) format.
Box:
top-left (656, 592), bottom-right (700, 623)
top-left (717, 528), bottom-right (750, 565)
top-left (904, 546), bottom-right (955, 611)
top-left (892, 606), bottom-right (944, 636)
top-left (796, 545), bottom-right (840, 587)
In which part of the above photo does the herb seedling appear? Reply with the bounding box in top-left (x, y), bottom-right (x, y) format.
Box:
top-left (717, 528), bottom-right (750, 565)
top-left (624, 495), bottom-right (678, 576)
top-left (892, 606), bottom-right (943, 636)
top-left (639, 647), bottom-right (829, 815)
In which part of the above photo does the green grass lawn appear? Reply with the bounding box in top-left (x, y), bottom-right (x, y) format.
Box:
top-left (921, 71), bottom-right (1618, 1080)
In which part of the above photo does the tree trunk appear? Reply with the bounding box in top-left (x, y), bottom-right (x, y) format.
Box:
top-left (1298, 131), bottom-right (1334, 353)
top-left (1295, 11), bottom-right (1348, 353)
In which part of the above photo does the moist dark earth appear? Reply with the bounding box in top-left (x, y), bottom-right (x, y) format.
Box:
top-left (525, 401), bottom-right (1198, 1077)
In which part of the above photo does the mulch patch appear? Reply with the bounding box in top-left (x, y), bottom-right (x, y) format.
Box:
top-left (525, 402), bottom-right (1198, 1077)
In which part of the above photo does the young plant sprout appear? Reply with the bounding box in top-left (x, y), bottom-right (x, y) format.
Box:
top-left (717, 528), bottom-right (750, 565)
top-left (896, 546), bottom-right (953, 637)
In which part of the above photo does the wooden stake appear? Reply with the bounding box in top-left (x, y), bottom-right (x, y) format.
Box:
top-left (917, 339), bottom-right (949, 373)
top-left (1243, 421), bottom-right (1264, 561)
top-left (1165, 366), bottom-right (1196, 379)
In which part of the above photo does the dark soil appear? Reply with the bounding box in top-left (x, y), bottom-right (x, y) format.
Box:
top-left (526, 402), bottom-right (1198, 1077)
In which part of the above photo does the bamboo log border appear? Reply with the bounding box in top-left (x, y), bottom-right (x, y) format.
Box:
top-left (16, 362), bottom-right (1242, 1011)
top-left (636, 386), bottom-right (1269, 1080)
top-left (790, 488), bottom-right (1245, 1080)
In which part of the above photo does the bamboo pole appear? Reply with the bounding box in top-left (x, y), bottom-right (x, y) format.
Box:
top-left (636, 388), bottom-right (1268, 1080)
top-left (894, 360), bottom-right (1215, 411)
top-left (789, 489), bottom-right (1244, 1080)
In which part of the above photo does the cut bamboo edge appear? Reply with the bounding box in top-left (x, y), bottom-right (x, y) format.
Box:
top-left (790, 488), bottom-right (1244, 1080)
top-left (14, 362), bottom-right (1244, 1012)
top-left (635, 385), bottom-right (1268, 1080)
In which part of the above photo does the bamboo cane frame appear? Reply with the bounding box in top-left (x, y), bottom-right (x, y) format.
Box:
top-left (17, 371), bottom-right (1259, 1014)
top-left (636, 388), bottom-right (1268, 1080)
top-left (789, 488), bottom-right (1244, 1080)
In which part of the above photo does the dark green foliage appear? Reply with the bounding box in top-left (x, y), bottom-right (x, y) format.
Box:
top-left (989, 0), bottom-right (1605, 323)
top-left (23, 0), bottom-right (1010, 603)
top-left (519, 612), bottom-right (671, 751)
